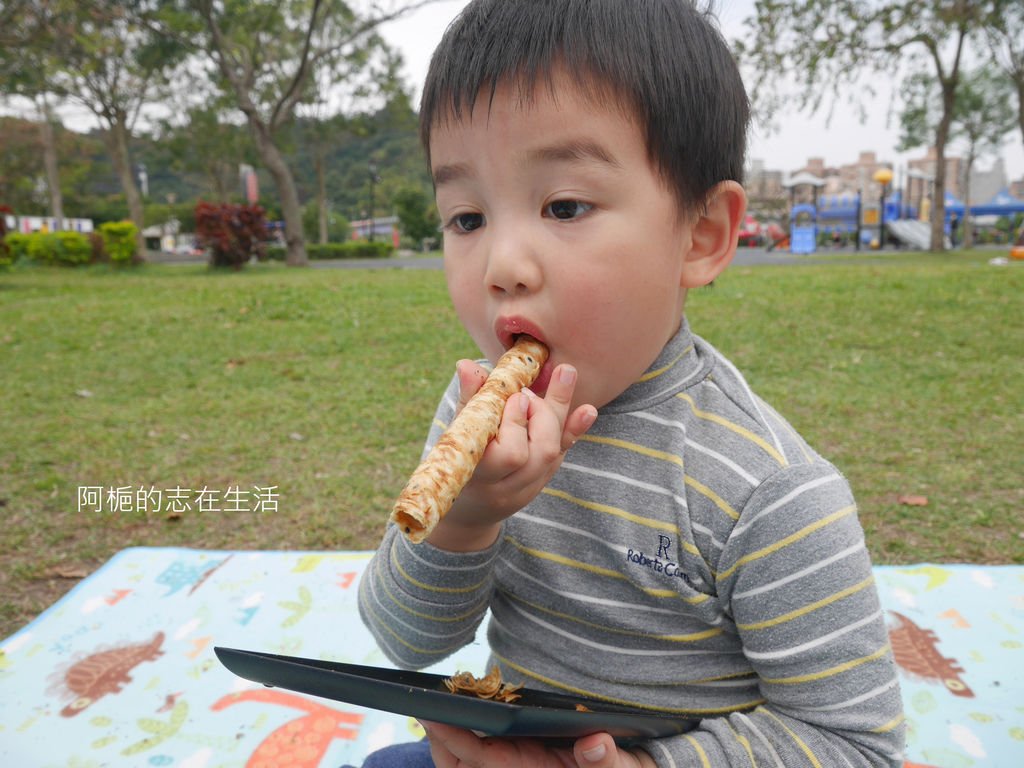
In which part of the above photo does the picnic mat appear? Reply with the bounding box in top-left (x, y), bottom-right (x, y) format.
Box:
top-left (1, 548), bottom-right (1021, 767)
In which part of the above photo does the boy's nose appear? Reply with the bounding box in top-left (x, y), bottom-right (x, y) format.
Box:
top-left (484, 227), bottom-right (542, 297)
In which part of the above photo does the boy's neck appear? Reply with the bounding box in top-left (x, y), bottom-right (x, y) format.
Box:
top-left (599, 320), bottom-right (705, 414)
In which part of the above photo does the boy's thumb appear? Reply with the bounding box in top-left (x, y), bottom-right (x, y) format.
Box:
top-left (574, 733), bottom-right (613, 765)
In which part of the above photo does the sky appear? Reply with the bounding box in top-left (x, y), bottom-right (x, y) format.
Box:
top-left (11, 0), bottom-right (1020, 188)
top-left (377, 0), bottom-right (1024, 185)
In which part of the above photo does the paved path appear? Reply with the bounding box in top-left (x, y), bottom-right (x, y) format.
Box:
top-left (158, 245), bottom-right (1006, 271)
top-left (307, 248), bottom-right (908, 271)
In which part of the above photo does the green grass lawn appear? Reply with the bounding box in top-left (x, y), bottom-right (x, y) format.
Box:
top-left (1, 253), bottom-right (1022, 639)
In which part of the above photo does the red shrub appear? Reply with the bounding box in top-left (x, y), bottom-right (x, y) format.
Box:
top-left (194, 201), bottom-right (269, 269)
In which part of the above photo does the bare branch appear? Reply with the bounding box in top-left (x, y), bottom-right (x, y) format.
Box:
top-left (270, 0), bottom-right (324, 131)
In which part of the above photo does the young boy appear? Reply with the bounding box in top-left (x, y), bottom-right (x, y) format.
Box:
top-left (356, 1), bottom-right (905, 765)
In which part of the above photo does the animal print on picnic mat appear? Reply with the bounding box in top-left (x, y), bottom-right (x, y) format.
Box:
top-left (1, 548), bottom-right (1021, 767)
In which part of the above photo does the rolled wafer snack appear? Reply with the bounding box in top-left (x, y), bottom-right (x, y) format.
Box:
top-left (391, 336), bottom-right (549, 543)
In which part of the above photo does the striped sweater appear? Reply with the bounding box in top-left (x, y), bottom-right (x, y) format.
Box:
top-left (359, 321), bottom-right (905, 767)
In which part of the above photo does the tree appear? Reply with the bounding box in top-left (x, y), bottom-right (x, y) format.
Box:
top-left (155, 0), bottom-right (443, 266)
top-left (157, 105), bottom-right (256, 201)
top-left (984, 0), bottom-right (1024, 154)
top-left (46, 0), bottom-right (187, 257)
top-left (948, 69), bottom-right (1016, 248)
top-left (302, 199), bottom-right (350, 242)
top-left (737, 0), bottom-right (990, 251)
top-left (0, 4), bottom-right (69, 228)
top-left (0, 118), bottom-right (47, 213)
top-left (899, 67), bottom-right (1015, 248)
top-left (392, 184), bottom-right (438, 247)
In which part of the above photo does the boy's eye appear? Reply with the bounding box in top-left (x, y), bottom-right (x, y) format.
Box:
top-left (448, 212), bottom-right (484, 233)
top-left (545, 200), bottom-right (593, 220)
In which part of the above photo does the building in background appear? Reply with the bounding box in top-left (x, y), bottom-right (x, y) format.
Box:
top-left (751, 145), bottom-right (1020, 214)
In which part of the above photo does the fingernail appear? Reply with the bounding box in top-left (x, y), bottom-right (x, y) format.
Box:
top-left (558, 365), bottom-right (577, 386)
top-left (519, 392), bottom-right (530, 414)
top-left (581, 407), bottom-right (597, 428)
top-left (582, 744), bottom-right (606, 762)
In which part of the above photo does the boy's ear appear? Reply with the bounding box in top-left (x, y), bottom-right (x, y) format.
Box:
top-left (680, 181), bottom-right (747, 288)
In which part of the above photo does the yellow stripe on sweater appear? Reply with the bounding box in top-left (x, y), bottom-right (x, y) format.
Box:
top-left (502, 589), bottom-right (722, 643)
top-left (577, 434), bottom-right (684, 468)
top-left (675, 392), bottom-right (787, 466)
top-left (717, 505), bottom-right (856, 580)
top-left (685, 735), bottom-right (712, 768)
top-left (495, 653), bottom-right (766, 715)
top-left (872, 713), bottom-right (906, 734)
top-left (377, 557), bottom-right (488, 624)
top-left (570, 436), bottom-right (740, 522)
top-left (685, 475), bottom-right (740, 520)
top-left (362, 599), bottom-right (469, 658)
top-left (637, 345), bottom-right (694, 382)
top-left (726, 722), bottom-right (757, 767)
top-left (504, 536), bottom-right (710, 605)
top-left (391, 544), bottom-right (489, 595)
top-left (761, 708), bottom-right (823, 768)
top-left (761, 642), bottom-right (891, 684)
top-left (542, 487), bottom-right (685, 537)
top-left (737, 573), bottom-right (875, 631)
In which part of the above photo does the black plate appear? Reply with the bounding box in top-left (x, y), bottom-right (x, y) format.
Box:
top-left (214, 646), bottom-right (699, 744)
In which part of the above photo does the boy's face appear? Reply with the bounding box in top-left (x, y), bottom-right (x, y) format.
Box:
top-left (430, 77), bottom-right (695, 411)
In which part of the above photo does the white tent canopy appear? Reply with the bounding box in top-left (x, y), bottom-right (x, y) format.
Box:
top-left (782, 172), bottom-right (827, 189)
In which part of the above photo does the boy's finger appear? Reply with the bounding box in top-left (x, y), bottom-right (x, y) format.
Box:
top-left (573, 732), bottom-right (620, 767)
top-left (561, 404), bottom-right (598, 453)
top-left (455, 359), bottom-right (489, 413)
top-left (475, 392), bottom-right (531, 480)
top-left (542, 364), bottom-right (578, 425)
top-left (423, 720), bottom-right (498, 768)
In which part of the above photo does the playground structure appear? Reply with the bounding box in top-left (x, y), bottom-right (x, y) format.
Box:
top-left (769, 171), bottom-right (1024, 254)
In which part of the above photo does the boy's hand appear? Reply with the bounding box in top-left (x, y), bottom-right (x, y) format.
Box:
top-left (419, 721), bottom-right (657, 767)
top-left (425, 360), bottom-right (597, 552)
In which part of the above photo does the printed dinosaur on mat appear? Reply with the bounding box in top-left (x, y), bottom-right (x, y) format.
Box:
top-left (887, 611), bottom-right (974, 698)
top-left (212, 688), bottom-right (364, 767)
top-left (49, 631), bottom-right (166, 717)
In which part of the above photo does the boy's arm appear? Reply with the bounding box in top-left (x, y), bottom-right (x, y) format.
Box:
top-left (358, 373), bottom-right (499, 669)
top-left (360, 360), bottom-right (594, 669)
top-left (640, 464), bottom-right (905, 767)
top-left (358, 523), bottom-right (499, 669)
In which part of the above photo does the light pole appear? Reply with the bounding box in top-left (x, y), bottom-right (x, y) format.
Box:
top-left (873, 167), bottom-right (893, 249)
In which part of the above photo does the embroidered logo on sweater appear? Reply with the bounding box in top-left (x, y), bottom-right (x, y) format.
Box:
top-left (626, 535), bottom-right (699, 589)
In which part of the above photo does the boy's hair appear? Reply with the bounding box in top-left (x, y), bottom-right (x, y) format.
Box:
top-left (419, 0), bottom-right (750, 213)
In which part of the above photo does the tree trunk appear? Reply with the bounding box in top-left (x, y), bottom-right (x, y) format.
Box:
top-left (210, 161), bottom-right (229, 201)
top-left (105, 117), bottom-right (146, 260)
top-left (315, 149), bottom-right (328, 244)
top-left (930, 82), bottom-right (957, 253)
top-left (250, 121), bottom-right (307, 266)
top-left (962, 153), bottom-right (975, 250)
top-left (37, 98), bottom-right (64, 230)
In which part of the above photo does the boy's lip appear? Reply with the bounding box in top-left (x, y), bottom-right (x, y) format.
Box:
top-left (495, 316), bottom-right (546, 351)
top-left (495, 316), bottom-right (553, 395)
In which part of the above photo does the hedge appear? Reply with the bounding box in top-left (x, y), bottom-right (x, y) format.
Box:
top-left (99, 221), bottom-right (139, 264)
top-left (265, 240), bottom-right (395, 261)
top-left (3, 233), bottom-right (30, 265)
top-left (2, 226), bottom-right (137, 266)
top-left (22, 231), bottom-right (93, 266)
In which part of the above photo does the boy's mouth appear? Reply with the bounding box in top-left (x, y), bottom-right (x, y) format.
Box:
top-left (514, 338), bottom-right (552, 397)
top-left (497, 318), bottom-right (553, 396)
top-left (528, 357), bottom-right (554, 397)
